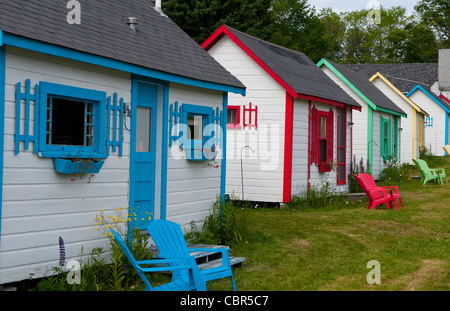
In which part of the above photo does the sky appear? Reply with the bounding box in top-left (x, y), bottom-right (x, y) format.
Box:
top-left (307, 0), bottom-right (420, 14)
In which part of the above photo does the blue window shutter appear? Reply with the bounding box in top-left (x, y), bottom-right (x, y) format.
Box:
top-left (106, 93), bottom-right (124, 157)
top-left (14, 79), bottom-right (39, 155)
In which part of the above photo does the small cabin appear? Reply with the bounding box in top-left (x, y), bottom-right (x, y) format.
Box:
top-left (0, 1), bottom-right (245, 284)
top-left (318, 59), bottom-right (407, 180)
top-left (368, 73), bottom-right (428, 164)
top-left (203, 25), bottom-right (361, 203)
top-left (407, 86), bottom-right (450, 156)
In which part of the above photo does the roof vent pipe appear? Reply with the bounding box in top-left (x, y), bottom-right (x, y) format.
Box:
top-left (154, 0), bottom-right (167, 17)
top-left (127, 17), bottom-right (138, 32)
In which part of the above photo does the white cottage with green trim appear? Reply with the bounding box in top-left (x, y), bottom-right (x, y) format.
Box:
top-left (318, 59), bottom-right (407, 180)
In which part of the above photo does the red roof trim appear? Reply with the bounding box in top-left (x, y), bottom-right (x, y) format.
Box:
top-left (297, 94), bottom-right (345, 108)
top-left (202, 25), bottom-right (298, 99)
top-left (440, 94), bottom-right (450, 104)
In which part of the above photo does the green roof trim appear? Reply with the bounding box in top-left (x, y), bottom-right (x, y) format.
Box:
top-left (316, 59), bottom-right (407, 118)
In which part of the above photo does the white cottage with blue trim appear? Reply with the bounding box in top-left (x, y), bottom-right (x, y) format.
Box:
top-left (0, 0), bottom-right (245, 284)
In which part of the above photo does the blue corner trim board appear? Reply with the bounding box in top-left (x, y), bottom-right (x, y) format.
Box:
top-left (2, 32), bottom-right (246, 96)
top-left (0, 29), bottom-right (3, 46)
top-left (160, 83), bottom-right (169, 220)
top-left (221, 92), bottom-right (228, 200)
top-left (0, 45), bottom-right (5, 249)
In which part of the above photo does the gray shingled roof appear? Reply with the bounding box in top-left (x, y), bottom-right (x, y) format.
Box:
top-left (223, 26), bottom-right (361, 108)
top-left (0, 0), bottom-right (245, 90)
top-left (326, 60), bottom-right (407, 115)
top-left (418, 87), bottom-right (450, 112)
top-left (343, 63), bottom-right (438, 94)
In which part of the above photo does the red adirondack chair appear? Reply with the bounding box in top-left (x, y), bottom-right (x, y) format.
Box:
top-left (353, 173), bottom-right (403, 210)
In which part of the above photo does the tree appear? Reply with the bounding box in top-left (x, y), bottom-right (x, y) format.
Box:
top-left (320, 6), bottom-right (436, 64)
top-left (161, 0), bottom-right (274, 44)
top-left (318, 8), bottom-right (346, 62)
top-left (415, 0), bottom-right (450, 48)
top-left (387, 23), bottom-right (439, 63)
top-left (269, 0), bottom-right (328, 62)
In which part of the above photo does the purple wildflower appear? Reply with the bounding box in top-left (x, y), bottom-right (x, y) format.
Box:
top-left (59, 236), bottom-right (66, 268)
top-left (360, 157), bottom-right (364, 173)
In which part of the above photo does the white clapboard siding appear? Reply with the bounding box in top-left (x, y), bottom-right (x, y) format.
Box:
top-left (306, 102), bottom-right (351, 193)
top-left (291, 98), bottom-right (309, 194)
top-left (165, 83), bottom-right (224, 226)
top-left (371, 78), bottom-right (413, 165)
top-left (320, 66), bottom-right (369, 167)
top-left (208, 35), bottom-right (286, 203)
top-left (0, 47), bottom-right (131, 284)
top-left (409, 89), bottom-right (447, 156)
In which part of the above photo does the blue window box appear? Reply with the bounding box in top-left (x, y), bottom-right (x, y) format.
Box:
top-left (53, 157), bottom-right (105, 175)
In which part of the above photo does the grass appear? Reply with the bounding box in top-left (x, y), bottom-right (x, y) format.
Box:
top-left (207, 158), bottom-right (450, 291)
top-left (18, 157), bottom-right (449, 291)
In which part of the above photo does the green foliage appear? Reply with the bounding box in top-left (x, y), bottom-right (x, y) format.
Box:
top-left (419, 146), bottom-right (445, 167)
top-left (415, 0), bottom-right (450, 48)
top-left (204, 196), bottom-right (245, 245)
top-left (35, 215), bottom-right (152, 291)
top-left (162, 0), bottom-right (274, 44)
top-left (185, 196), bottom-right (247, 246)
top-left (162, 0), bottom-right (442, 64)
top-left (269, 0), bottom-right (328, 62)
top-left (380, 158), bottom-right (410, 182)
top-left (288, 180), bottom-right (344, 210)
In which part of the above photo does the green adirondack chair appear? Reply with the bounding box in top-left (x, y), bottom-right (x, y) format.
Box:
top-left (412, 159), bottom-right (448, 185)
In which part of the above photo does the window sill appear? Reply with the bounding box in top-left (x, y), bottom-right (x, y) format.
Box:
top-left (185, 148), bottom-right (217, 161)
top-left (39, 148), bottom-right (107, 160)
top-left (227, 124), bottom-right (242, 129)
top-left (53, 158), bottom-right (105, 175)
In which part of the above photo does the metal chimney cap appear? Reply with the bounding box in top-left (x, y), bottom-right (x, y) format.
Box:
top-left (127, 17), bottom-right (138, 24)
top-left (127, 17), bottom-right (138, 31)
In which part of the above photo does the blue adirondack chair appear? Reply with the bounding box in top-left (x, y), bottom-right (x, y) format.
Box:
top-left (147, 219), bottom-right (237, 291)
top-left (110, 229), bottom-right (199, 291)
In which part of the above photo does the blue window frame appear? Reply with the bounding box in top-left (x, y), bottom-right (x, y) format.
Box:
top-left (38, 82), bottom-right (107, 159)
top-left (180, 104), bottom-right (214, 161)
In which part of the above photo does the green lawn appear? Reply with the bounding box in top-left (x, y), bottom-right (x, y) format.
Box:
top-left (208, 159), bottom-right (450, 291)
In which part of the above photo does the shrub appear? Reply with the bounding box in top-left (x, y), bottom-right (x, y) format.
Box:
top-left (380, 157), bottom-right (409, 182)
top-left (420, 146), bottom-right (444, 167)
top-left (35, 206), bottom-right (152, 291)
top-left (288, 180), bottom-right (341, 210)
top-left (348, 156), bottom-right (371, 193)
top-left (185, 196), bottom-right (246, 246)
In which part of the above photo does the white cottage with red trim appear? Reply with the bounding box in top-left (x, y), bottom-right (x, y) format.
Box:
top-left (203, 26), bottom-right (361, 203)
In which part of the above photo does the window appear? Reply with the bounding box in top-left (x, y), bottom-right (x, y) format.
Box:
top-left (243, 102), bottom-right (257, 129)
top-left (187, 115), bottom-right (203, 140)
top-left (136, 107), bottom-right (152, 152)
top-left (39, 82), bottom-right (107, 159)
top-left (380, 116), bottom-right (392, 161)
top-left (310, 106), bottom-right (334, 172)
top-left (336, 107), bottom-right (346, 185)
top-left (227, 105), bottom-right (241, 129)
top-left (318, 116), bottom-right (327, 162)
top-left (425, 116), bottom-right (433, 127)
top-left (46, 97), bottom-right (94, 147)
top-left (181, 104), bottom-right (213, 161)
